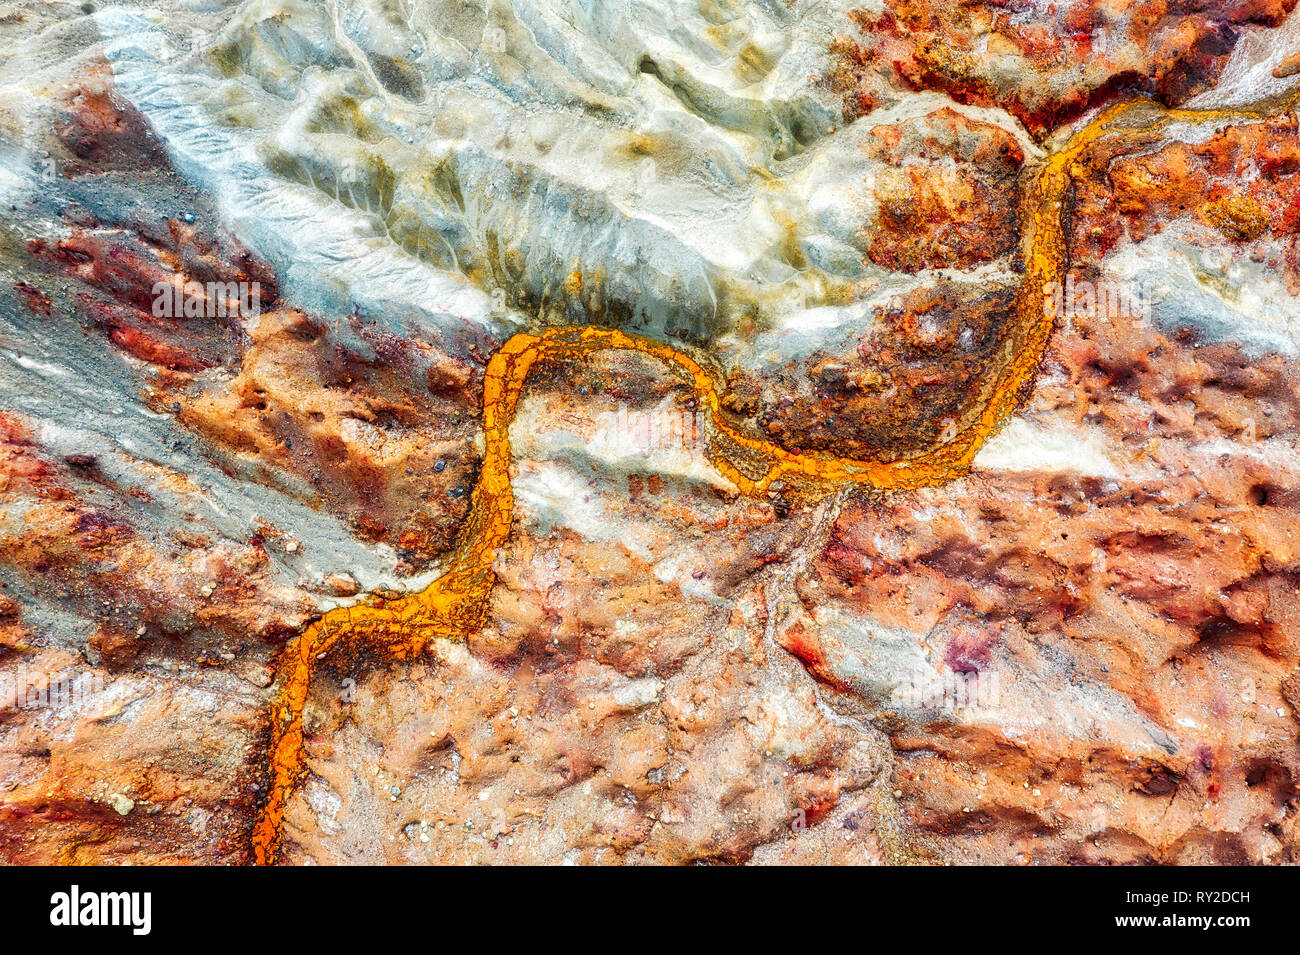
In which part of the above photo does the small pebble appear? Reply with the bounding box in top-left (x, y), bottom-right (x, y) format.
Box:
top-left (324, 573), bottom-right (359, 596)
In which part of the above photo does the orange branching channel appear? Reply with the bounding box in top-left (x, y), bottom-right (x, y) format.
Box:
top-left (251, 90), bottom-right (1299, 864)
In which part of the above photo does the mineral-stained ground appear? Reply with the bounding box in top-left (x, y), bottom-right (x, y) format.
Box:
top-left (0, 0), bottom-right (1298, 865)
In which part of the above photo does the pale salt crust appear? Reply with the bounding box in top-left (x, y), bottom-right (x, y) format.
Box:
top-left (509, 391), bottom-right (742, 607)
top-left (809, 604), bottom-right (1178, 754)
top-left (973, 417), bottom-right (1122, 478)
top-left (1185, 4), bottom-right (1300, 110)
top-left (92, 3), bottom-right (1040, 365)
top-left (1106, 226), bottom-right (1300, 358)
top-left (510, 460), bottom-right (731, 607)
top-left (93, 4), bottom-right (821, 346)
top-left (1189, 436), bottom-right (1300, 475)
top-left (97, 10), bottom-right (519, 356)
top-left (510, 394), bottom-right (733, 493)
top-left (737, 258), bottom-right (1021, 368)
top-left (509, 391), bottom-right (732, 588)
top-left (511, 459), bottom-right (649, 556)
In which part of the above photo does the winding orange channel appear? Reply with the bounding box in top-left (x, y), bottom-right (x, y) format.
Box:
top-left (251, 89), bottom-right (1298, 864)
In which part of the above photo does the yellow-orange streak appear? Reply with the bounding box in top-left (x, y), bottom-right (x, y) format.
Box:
top-left (251, 89), bottom-right (1299, 864)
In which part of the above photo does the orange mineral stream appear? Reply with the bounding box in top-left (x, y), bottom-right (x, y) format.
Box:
top-left (251, 91), bottom-right (1298, 864)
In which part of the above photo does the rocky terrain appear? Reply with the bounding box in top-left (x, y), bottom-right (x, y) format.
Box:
top-left (0, 0), bottom-right (1297, 864)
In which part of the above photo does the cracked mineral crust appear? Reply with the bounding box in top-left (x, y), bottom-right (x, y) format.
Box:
top-left (0, 0), bottom-right (1298, 865)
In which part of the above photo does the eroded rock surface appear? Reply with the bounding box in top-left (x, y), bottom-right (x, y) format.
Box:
top-left (0, 1), bottom-right (1297, 865)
